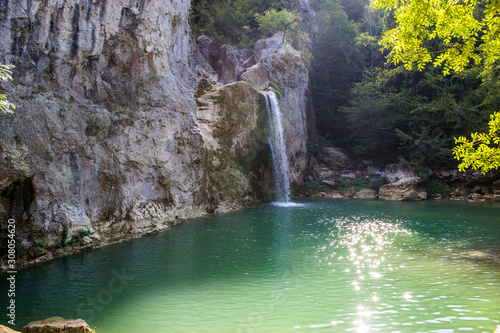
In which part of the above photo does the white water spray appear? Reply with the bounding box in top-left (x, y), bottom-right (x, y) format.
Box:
top-left (262, 91), bottom-right (291, 203)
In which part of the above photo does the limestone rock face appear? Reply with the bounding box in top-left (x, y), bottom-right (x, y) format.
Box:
top-left (0, 0), bottom-right (216, 251)
top-left (197, 35), bottom-right (220, 70)
top-left (196, 82), bottom-right (273, 212)
top-left (380, 165), bottom-right (427, 201)
top-left (317, 147), bottom-right (352, 171)
top-left (379, 182), bottom-right (427, 201)
top-left (354, 188), bottom-right (378, 199)
top-left (0, 2), bottom-right (309, 263)
top-left (254, 33), bottom-right (309, 185)
top-left (217, 45), bottom-right (254, 84)
top-left (240, 64), bottom-right (270, 91)
top-left (22, 317), bottom-right (94, 333)
top-left (197, 32), bottom-right (309, 189)
top-left (384, 164), bottom-right (417, 183)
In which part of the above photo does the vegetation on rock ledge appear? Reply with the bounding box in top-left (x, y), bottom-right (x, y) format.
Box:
top-left (190, 0), bottom-right (311, 64)
top-left (0, 64), bottom-right (16, 114)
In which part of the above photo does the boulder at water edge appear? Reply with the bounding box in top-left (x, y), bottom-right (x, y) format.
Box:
top-left (0, 324), bottom-right (20, 333)
top-left (379, 178), bottom-right (427, 201)
top-left (21, 317), bottom-right (94, 333)
top-left (353, 188), bottom-right (378, 199)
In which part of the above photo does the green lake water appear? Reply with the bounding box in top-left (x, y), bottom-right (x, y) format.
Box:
top-left (1, 199), bottom-right (500, 332)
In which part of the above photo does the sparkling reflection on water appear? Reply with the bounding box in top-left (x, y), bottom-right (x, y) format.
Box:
top-left (1, 199), bottom-right (499, 332)
top-left (311, 217), bottom-right (497, 332)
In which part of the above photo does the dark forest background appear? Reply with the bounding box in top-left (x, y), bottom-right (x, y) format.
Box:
top-left (190, 0), bottom-right (500, 169)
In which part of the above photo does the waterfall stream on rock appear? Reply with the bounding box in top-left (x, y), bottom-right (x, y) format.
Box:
top-left (262, 91), bottom-right (291, 203)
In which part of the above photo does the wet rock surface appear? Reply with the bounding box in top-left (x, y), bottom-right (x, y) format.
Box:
top-left (299, 153), bottom-right (500, 202)
top-left (0, 2), bottom-right (310, 268)
top-left (22, 317), bottom-right (94, 333)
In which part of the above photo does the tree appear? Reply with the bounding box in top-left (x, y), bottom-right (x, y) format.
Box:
top-left (372, 0), bottom-right (500, 74)
top-left (190, 0), bottom-right (293, 47)
top-left (453, 112), bottom-right (500, 173)
top-left (0, 64), bottom-right (15, 114)
top-left (255, 9), bottom-right (297, 38)
top-left (373, 0), bottom-right (500, 173)
top-left (342, 64), bottom-right (487, 168)
top-left (309, 0), bottom-right (365, 143)
top-left (255, 8), bottom-right (311, 67)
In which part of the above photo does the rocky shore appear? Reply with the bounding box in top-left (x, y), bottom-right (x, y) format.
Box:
top-left (298, 146), bottom-right (500, 202)
top-left (2, 318), bottom-right (500, 333)
top-left (0, 317), bottom-right (94, 333)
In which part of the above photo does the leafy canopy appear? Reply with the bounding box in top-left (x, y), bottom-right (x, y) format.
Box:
top-left (453, 112), bottom-right (500, 173)
top-left (256, 8), bottom-right (312, 66)
top-left (372, 0), bottom-right (500, 173)
top-left (341, 65), bottom-right (486, 168)
top-left (372, 0), bottom-right (500, 75)
top-left (255, 9), bottom-right (297, 38)
top-left (309, 0), bottom-right (366, 142)
top-left (0, 64), bottom-right (15, 114)
top-left (190, 0), bottom-right (296, 47)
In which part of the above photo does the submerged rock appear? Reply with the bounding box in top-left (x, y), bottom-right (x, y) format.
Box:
top-left (22, 317), bottom-right (94, 333)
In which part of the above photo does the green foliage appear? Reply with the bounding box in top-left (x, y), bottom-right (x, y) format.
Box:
top-left (309, 0), bottom-right (367, 142)
top-left (372, 0), bottom-right (500, 74)
top-left (32, 240), bottom-right (48, 249)
top-left (191, 0), bottom-right (291, 47)
top-left (341, 67), bottom-right (410, 163)
top-left (325, 178), bottom-right (373, 194)
top-left (0, 64), bottom-right (16, 114)
top-left (58, 226), bottom-right (92, 248)
top-left (371, 0), bottom-right (500, 172)
top-left (342, 65), bottom-right (488, 168)
top-left (301, 180), bottom-right (328, 190)
top-left (453, 111), bottom-right (500, 174)
top-left (396, 128), bottom-right (453, 169)
top-left (306, 142), bottom-right (320, 155)
top-left (58, 225), bottom-right (69, 248)
top-left (256, 9), bottom-right (296, 38)
top-left (190, 0), bottom-right (311, 64)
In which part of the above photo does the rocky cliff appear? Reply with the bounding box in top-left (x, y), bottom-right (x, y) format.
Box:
top-left (0, 0), bottom-right (309, 265)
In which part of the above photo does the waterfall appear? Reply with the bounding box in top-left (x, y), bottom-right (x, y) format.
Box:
top-left (262, 91), bottom-right (291, 203)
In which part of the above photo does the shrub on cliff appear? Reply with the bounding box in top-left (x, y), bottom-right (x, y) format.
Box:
top-left (0, 64), bottom-right (16, 114)
top-left (190, 0), bottom-right (310, 64)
